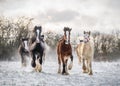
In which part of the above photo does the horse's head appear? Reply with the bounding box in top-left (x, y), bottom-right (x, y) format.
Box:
top-left (21, 37), bottom-right (29, 51)
top-left (63, 27), bottom-right (72, 44)
top-left (84, 31), bottom-right (91, 43)
top-left (33, 26), bottom-right (42, 43)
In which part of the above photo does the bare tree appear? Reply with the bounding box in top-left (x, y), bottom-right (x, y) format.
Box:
top-left (0, 16), bottom-right (33, 60)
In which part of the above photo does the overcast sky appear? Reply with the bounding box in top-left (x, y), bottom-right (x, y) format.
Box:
top-left (0, 0), bottom-right (120, 34)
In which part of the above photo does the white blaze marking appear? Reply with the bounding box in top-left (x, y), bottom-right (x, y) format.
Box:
top-left (84, 34), bottom-right (89, 42)
top-left (24, 41), bottom-right (29, 51)
top-left (66, 31), bottom-right (69, 44)
top-left (36, 29), bottom-right (40, 42)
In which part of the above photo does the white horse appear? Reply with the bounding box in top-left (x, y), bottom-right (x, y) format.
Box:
top-left (76, 31), bottom-right (94, 75)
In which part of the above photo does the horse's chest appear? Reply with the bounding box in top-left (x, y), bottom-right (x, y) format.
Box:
top-left (21, 47), bottom-right (29, 54)
top-left (60, 45), bottom-right (72, 55)
top-left (83, 44), bottom-right (92, 55)
top-left (33, 43), bottom-right (43, 52)
top-left (84, 44), bottom-right (91, 50)
top-left (61, 45), bottom-right (70, 50)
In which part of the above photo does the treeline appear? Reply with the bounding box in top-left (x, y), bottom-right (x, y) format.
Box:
top-left (0, 16), bottom-right (62, 60)
top-left (92, 30), bottom-right (120, 61)
top-left (43, 29), bottom-right (120, 61)
top-left (0, 16), bottom-right (120, 61)
top-left (0, 16), bottom-right (33, 60)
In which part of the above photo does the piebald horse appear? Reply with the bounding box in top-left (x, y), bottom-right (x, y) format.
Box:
top-left (57, 27), bottom-right (73, 75)
top-left (76, 31), bottom-right (94, 75)
top-left (30, 26), bottom-right (45, 72)
top-left (18, 38), bottom-right (30, 67)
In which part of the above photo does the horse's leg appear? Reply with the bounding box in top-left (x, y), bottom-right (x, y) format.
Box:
top-left (21, 54), bottom-right (26, 67)
top-left (68, 55), bottom-right (73, 70)
top-left (85, 59), bottom-right (89, 73)
top-left (65, 59), bottom-right (69, 75)
top-left (76, 47), bottom-right (81, 63)
top-left (82, 58), bottom-right (87, 73)
top-left (58, 55), bottom-right (61, 74)
top-left (39, 53), bottom-right (43, 65)
top-left (62, 56), bottom-right (69, 75)
top-left (43, 51), bottom-right (45, 63)
top-left (31, 53), bottom-right (36, 68)
top-left (35, 54), bottom-right (42, 72)
top-left (62, 56), bottom-right (66, 75)
top-left (37, 52), bottom-right (43, 72)
top-left (21, 54), bottom-right (24, 66)
top-left (88, 59), bottom-right (93, 75)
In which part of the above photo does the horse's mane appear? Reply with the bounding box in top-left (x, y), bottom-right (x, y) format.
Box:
top-left (59, 36), bottom-right (64, 42)
top-left (89, 36), bottom-right (94, 44)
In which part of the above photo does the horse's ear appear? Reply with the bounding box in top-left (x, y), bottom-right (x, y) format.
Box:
top-left (21, 38), bottom-right (24, 42)
top-left (64, 27), bottom-right (66, 31)
top-left (84, 31), bottom-right (86, 34)
top-left (89, 31), bottom-right (91, 35)
top-left (39, 26), bottom-right (42, 29)
top-left (33, 26), bottom-right (37, 32)
top-left (41, 35), bottom-right (44, 39)
top-left (38, 26), bottom-right (42, 31)
top-left (26, 37), bottom-right (29, 40)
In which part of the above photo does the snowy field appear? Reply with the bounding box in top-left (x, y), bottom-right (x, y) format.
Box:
top-left (0, 58), bottom-right (120, 86)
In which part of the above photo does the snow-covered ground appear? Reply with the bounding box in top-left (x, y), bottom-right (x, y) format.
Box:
top-left (0, 57), bottom-right (120, 86)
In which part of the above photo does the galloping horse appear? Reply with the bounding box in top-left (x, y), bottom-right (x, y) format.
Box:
top-left (76, 31), bottom-right (94, 75)
top-left (18, 38), bottom-right (29, 67)
top-left (57, 27), bottom-right (73, 75)
top-left (30, 26), bottom-right (45, 72)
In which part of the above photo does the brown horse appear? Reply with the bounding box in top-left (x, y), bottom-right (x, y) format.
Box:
top-left (57, 27), bottom-right (73, 75)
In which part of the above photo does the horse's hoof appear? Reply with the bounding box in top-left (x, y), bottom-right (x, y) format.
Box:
top-left (37, 65), bottom-right (42, 72)
top-left (37, 69), bottom-right (42, 72)
top-left (58, 70), bottom-right (61, 74)
top-left (68, 66), bottom-right (72, 70)
top-left (65, 72), bottom-right (69, 75)
top-left (31, 61), bottom-right (36, 68)
top-left (35, 67), bottom-right (42, 72)
top-left (82, 66), bottom-right (86, 71)
top-left (88, 72), bottom-right (93, 75)
top-left (38, 68), bottom-right (42, 72)
top-left (62, 72), bottom-right (69, 75)
top-left (62, 72), bottom-right (65, 75)
top-left (83, 70), bottom-right (88, 73)
top-left (68, 63), bottom-right (73, 70)
top-left (34, 67), bottom-right (37, 72)
top-left (22, 63), bottom-right (27, 67)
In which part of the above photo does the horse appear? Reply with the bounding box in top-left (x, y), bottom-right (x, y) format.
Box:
top-left (29, 26), bottom-right (45, 72)
top-left (57, 27), bottom-right (73, 75)
top-left (18, 37), bottom-right (30, 67)
top-left (76, 31), bottom-right (94, 75)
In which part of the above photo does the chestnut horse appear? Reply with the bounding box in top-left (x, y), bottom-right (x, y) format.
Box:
top-left (18, 38), bottom-right (30, 67)
top-left (29, 26), bottom-right (45, 72)
top-left (76, 31), bottom-right (94, 75)
top-left (57, 27), bottom-right (73, 75)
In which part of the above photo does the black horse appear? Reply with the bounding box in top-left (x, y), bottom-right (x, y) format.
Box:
top-left (18, 38), bottom-right (30, 67)
top-left (30, 26), bottom-right (45, 72)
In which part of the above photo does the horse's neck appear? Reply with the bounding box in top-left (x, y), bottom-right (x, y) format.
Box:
top-left (84, 41), bottom-right (94, 51)
top-left (21, 43), bottom-right (25, 48)
top-left (61, 38), bottom-right (66, 44)
top-left (84, 41), bottom-right (91, 47)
